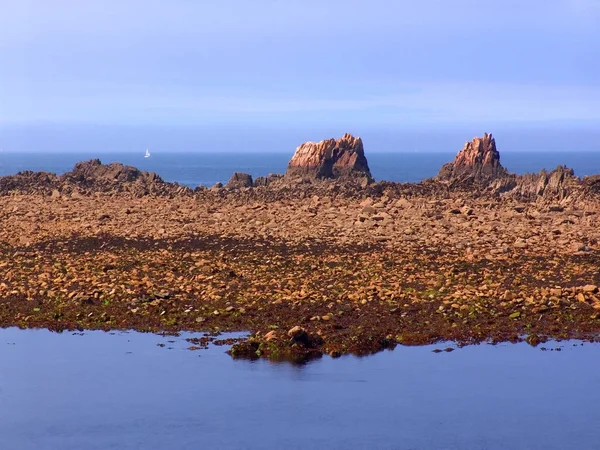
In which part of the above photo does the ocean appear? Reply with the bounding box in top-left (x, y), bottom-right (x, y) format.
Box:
top-left (1, 151), bottom-right (599, 189)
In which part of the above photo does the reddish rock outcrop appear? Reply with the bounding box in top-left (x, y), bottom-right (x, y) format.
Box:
top-left (438, 133), bottom-right (507, 183)
top-left (285, 133), bottom-right (372, 182)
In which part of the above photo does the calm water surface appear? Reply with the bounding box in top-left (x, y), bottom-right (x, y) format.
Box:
top-left (1, 328), bottom-right (599, 450)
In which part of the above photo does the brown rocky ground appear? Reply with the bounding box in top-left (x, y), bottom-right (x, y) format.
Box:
top-left (1, 189), bottom-right (600, 362)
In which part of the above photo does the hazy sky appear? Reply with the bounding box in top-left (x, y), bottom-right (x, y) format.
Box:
top-left (1, 0), bottom-right (599, 129)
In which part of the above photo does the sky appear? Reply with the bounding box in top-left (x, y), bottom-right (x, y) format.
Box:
top-left (0, 0), bottom-right (599, 152)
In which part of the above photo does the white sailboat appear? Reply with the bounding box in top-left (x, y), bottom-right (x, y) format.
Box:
top-left (144, 148), bottom-right (150, 158)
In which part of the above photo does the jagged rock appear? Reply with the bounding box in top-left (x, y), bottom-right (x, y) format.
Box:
top-left (583, 175), bottom-right (600, 195)
top-left (510, 166), bottom-right (581, 202)
top-left (438, 133), bottom-right (507, 183)
top-left (226, 172), bottom-right (253, 189)
top-left (285, 133), bottom-right (372, 182)
top-left (253, 176), bottom-right (269, 187)
top-left (254, 173), bottom-right (284, 187)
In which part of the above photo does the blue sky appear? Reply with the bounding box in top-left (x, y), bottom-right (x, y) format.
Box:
top-left (1, 0), bottom-right (599, 130)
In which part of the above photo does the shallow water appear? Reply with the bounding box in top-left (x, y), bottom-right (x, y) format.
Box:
top-left (1, 328), bottom-right (599, 450)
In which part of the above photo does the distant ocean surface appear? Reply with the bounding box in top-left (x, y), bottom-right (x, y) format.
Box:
top-left (1, 151), bottom-right (599, 189)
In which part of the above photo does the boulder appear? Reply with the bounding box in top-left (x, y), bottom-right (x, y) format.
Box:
top-left (253, 176), bottom-right (269, 187)
top-left (226, 172), bottom-right (253, 188)
top-left (285, 133), bottom-right (373, 182)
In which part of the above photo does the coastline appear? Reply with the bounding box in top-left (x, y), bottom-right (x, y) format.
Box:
top-left (1, 134), bottom-right (600, 361)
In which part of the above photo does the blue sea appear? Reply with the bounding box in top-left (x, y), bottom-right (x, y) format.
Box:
top-left (1, 151), bottom-right (599, 189)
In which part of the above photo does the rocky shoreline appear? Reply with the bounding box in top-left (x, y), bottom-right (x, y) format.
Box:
top-left (1, 133), bottom-right (600, 362)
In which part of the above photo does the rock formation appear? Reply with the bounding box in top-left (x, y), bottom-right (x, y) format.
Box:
top-left (0, 170), bottom-right (57, 195)
top-left (285, 133), bottom-right (372, 182)
top-left (507, 165), bottom-right (582, 202)
top-left (61, 159), bottom-right (163, 185)
top-left (438, 133), bottom-right (508, 183)
top-left (1, 134), bottom-right (599, 206)
top-left (226, 172), bottom-right (253, 189)
top-left (254, 174), bottom-right (283, 187)
top-left (0, 159), bottom-right (189, 197)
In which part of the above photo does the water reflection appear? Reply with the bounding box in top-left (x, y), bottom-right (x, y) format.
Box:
top-left (1, 328), bottom-right (599, 450)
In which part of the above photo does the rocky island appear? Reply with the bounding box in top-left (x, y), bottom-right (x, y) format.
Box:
top-left (1, 133), bottom-right (599, 362)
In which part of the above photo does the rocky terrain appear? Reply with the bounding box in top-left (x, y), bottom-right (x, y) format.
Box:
top-left (1, 133), bottom-right (599, 362)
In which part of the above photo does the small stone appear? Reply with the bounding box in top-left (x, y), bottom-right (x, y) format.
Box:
top-left (549, 288), bottom-right (562, 297)
top-left (582, 285), bottom-right (598, 293)
top-left (514, 239), bottom-right (527, 249)
top-left (264, 330), bottom-right (277, 341)
top-left (571, 242), bottom-right (590, 253)
top-left (287, 326), bottom-right (306, 338)
top-left (509, 312), bottom-right (521, 319)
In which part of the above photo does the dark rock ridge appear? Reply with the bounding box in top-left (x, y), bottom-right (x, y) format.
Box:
top-left (497, 165), bottom-right (578, 201)
top-left (254, 174), bottom-right (283, 187)
top-left (438, 133), bottom-right (508, 183)
top-left (0, 159), bottom-right (190, 197)
top-left (62, 159), bottom-right (163, 185)
top-left (285, 133), bottom-right (373, 182)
